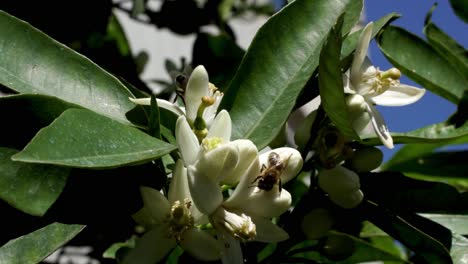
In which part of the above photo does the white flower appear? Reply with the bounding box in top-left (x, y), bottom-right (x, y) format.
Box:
top-left (344, 22), bottom-right (426, 149)
top-left (122, 160), bottom-right (220, 264)
top-left (130, 65), bottom-right (223, 129)
top-left (318, 165), bottom-right (363, 209)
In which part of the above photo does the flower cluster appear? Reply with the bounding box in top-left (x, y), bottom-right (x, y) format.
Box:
top-left (125, 66), bottom-right (303, 263)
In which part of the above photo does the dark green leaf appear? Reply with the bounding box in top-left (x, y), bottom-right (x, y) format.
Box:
top-left (384, 151), bottom-right (468, 189)
top-left (341, 13), bottom-right (400, 59)
top-left (0, 11), bottom-right (136, 123)
top-left (449, 0), bottom-right (468, 23)
top-left (221, 0), bottom-right (352, 149)
top-left (0, 148), bottom-right (69, 216)
top-left (12, 109), bottom-right (176, 168)
top-left (107, 12), bottom-right (131, 57)
top-left (424, 8), bottom-right (468, 83)
top-left (0, 223), bottom-right (84, 264)
top-left (362, 201), bottom-right (453, 264)
top-left (0, 94), bottom-right (80, 149)
top-left (319, 25), bottom-right (359, 139)
top-left (377, 26), bottom-right (465, 104)
top-left (361, 171), bottom-right (466, 213)
top-left (288, 232), bottom-right (408, 264)
top-left (363, 120), bottom-right (468, 145)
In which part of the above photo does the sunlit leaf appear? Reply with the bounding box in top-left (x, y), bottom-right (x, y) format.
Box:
top-left (0, 223), bottom-right (84, 264)
top-left (377, 26), bottom-right (465, 104)
top-left (363, 121), bottom-right (468, 145)
top-left (420, 214), bottom-right (468, 235)
top-left (221, 0), bottom-right (352, 149)
top-left (12, 109), bottom-right (176, 168)
top-left (0, 11), bottom-right (137, 124)
top-left (319, 23), bottom-right (359, 140)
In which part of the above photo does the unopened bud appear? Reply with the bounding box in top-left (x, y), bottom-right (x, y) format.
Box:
top-left (347, 147), bottom-right (383, 172)
top-left (301, 208), bottom-right (334, 240)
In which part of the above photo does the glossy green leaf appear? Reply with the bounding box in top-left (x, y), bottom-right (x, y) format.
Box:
top-left (221, 0), bottom-right (351, 149)
top-left (377, 26), bottom-right (465, 104)
top-left (319, 25), bottom-right (359, 139)
top-left (0, 11), bottom-right (136, 124)
top-left (420, 214), bottom-right (468, 235)
top-left (363, 201), bottom-right (452, 264)
top-left (361, 171), bottom-right (465, 213)
top-left (0, 94), bottom-right (80, 149)
top-left (341, 13), bottom-right (400, 59)
top-left (382, 134), bottom-right (468, 170)
top-left (288, 232), bottom-right (408, 264)
top-left (341, 0), bottom-right (363, 36)
top-left (384, 151), bottom-right (468, 189)
top-left (363, 120), bottom-right (468, 145)
top-left (0, 223), bottom-right (84, 264)
top-left (424, 8), bottom-right (468, 82)
top-left (12, 109), bottom-right (177, 168)
top-left (449, 0), bottom-right (468, 23)
top-left (0, 148), bottom-right (69, 216)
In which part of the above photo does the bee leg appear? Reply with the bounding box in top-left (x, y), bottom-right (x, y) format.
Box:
top-left (260, 164), bottom-right (266, 173)
top-left (278, 179), bottom-right (282, 194)
top-left (251, 175), bottom-right (262, 184)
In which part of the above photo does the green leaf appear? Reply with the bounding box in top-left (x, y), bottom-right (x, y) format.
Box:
top-left (420, 214), bottom-right (468, 235)
top-left (0, 11), bottom-right (137, 124)
top-left (341, 12), bottom-right (400, 59)
top-left (363, 120), bottom-right (468, 145)
top-left (319, 24), bottom-right (359, 139)
top-left (424, 8), bottom-right (468, 83)
top-left (341, 0), bottom-right (363, 36)
top-left (0, 148), bottom-right (69, 216)
top-left (384, 151), bottom-right (468, 189)
top-left (377, 26), bottom-right (465, 104)
top-left (288, 232), bottom-right (408, 264)
top-left (0, 223), bottom-right (84, 264)
top-left (221, 0), bottom-right (352, 149)
top-left (361, 171), bottom-right (465, 213)
top-left (12, 109), bottom-right (177, 168)
top-left (0, 94), bottom-right (80, 149)
top-left (448, 0), bottom-right (468, 23)
top-left (363, 201), bottom-right (453, 264)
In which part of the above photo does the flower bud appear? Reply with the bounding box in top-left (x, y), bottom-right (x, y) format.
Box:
top-left (318, 166), bottom-right (363, 208)
top-left (347, 147), bottom-right (383, 172)
top-left (345, 94), bottom-right (371, 132)
top-left (301, 208), bottom-right (334, 240)
top-left (321, 233), bottom-right (355, 261)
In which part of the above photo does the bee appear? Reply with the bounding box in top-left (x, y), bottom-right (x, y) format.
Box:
top-left (251, 152), bottom-right (290, 193)
top-left (170, 65), bottom-right (193, 104)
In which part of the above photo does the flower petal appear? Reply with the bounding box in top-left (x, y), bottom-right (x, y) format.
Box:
top-left (121, 224), bottom-right (176, 264)
top-left (207, 110), bottom-right (232, 142)
top-left (253, 216), bottom-right (289, 242)
top-left (258, 147), bottom-right (303, 184)
top-left (187, 165), bottom-right (223, 215)
top-left (366, 103), bottom-right (394, 149)
top-left (350, 22), bottom-right (373, 88)
top-left (224, 156), bottom-right (261, 205)
top-left (371, 85), bottom-right (426, 106)
top-left (129, 98), bottom-right (185, 116)
top-left (220, 139), bottom-right (258, 185)
top-left (226, 188), bottom-right (292, 218)
top-left (133, 187), bottom-right (170, 227)
top-left (198, 142), bottom-right (240, 183)
top-left (219, 231), bottom-right (244, 264)
top-left (329, 189), bottom-right (364, 209)
top-left (185, 65), bottom-right (210, 122)
top-left (176, 116), bottom-right (200, 166)
top-left (168, 159), bottom-right (205, 223)
top-left (180, 228), bottom-right (221, 261)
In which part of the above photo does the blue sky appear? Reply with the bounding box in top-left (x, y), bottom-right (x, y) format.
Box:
top-left (364, 1), bottom-right (468, 160)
